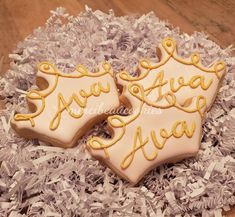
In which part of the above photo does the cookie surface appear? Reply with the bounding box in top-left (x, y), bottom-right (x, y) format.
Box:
top-left (11, 62), bottom-right (120, 148)
top-left (87, 37), bottom-right (226, 184)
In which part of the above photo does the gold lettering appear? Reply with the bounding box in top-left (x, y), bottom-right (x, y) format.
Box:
top-left (50, 82), bottom-right (110, 130)
top-left (121, 121), bottom-right (196, 169)
top-left (170, 75), bottom-right (213, 93)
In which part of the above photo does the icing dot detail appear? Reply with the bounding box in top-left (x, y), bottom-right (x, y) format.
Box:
top-left (166, 41), bottom-right (172, 47)
top-left (43, 64), bottom-right (50, 70)
top-left (133, 86), bottom-right (139, 94)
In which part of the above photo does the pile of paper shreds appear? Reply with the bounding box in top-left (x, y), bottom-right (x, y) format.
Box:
top-left (0, 6), bottom-right (235, 217)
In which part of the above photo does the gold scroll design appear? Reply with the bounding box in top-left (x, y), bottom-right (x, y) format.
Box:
top-left (14, 62), bottom-right (113, 130)
top-left (119, 37), bottom-right (226, 82)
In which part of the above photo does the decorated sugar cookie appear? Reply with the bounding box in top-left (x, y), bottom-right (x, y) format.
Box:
top-left (119, 37), bottom-right (226, 109)
top-left (87, 37), bottom-right (226, 184)
top-left (11, 62), bottom-right (120, 148)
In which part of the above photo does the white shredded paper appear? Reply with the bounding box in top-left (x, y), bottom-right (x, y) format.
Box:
top-left (0, 7), bottom-right (235, 217)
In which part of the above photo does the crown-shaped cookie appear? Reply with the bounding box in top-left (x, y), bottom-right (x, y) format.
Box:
top-left (87, 37), bottom-right (226, 184)
top-left (11, 62), bottom-right (120, 148)
top-left (119, 37), bottom-right (226, 109)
